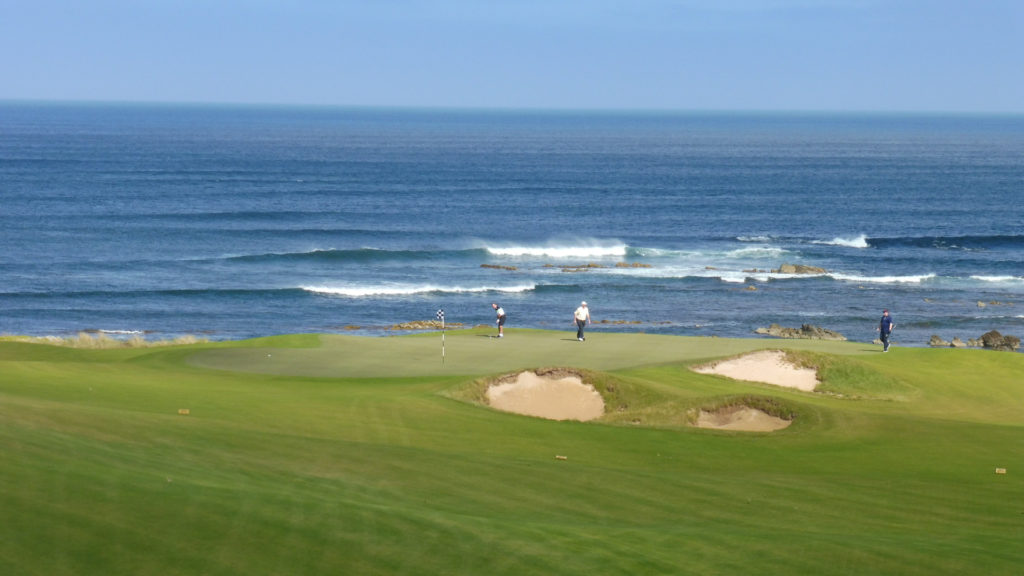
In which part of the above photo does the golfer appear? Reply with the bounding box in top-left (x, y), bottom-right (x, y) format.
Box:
top-left (573, 301), bottom-right (591, 341)
top-left (492, 302), bottom-right (506, 338)
top-left (878, 309), bottom-right (894, 352)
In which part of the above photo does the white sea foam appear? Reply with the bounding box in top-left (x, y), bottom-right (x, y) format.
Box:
top-left (971, 275), bottom-right (1024, 283)
top-left (724, 246), bottom-right (789, 258)
top-left (485, 242), bottom-right (627, 259)
top-left (98, 329), bottom-right (145, 335)
top-left (716, 273), bottom-right (755, 284)
top-left (829, 273), bottom-right (936, 284)
top-left (630, 247), bottom-right (681, 257)
top-left (813, 234), bottom-right (869, 249)
top-left (590, 260), bottom-right (940, 286)
top-left (736, 235), bottom-right (773, 243)
top-left (585, 264), bottom-right (769, 284)
top-left (301, 284), bottom-right (536, 297)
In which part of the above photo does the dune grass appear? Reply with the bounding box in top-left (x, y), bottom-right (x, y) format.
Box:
top-left (1, 329), bottom-right (1022, 575)
top-left (1, 332), bottom-right (208, 349)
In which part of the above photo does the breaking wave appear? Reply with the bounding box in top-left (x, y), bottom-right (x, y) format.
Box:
top-left (484, 243), bottom-right (628, 259)
top-left (224, 247), bottom-right (483, 264)
top-left (301, 283), bottom-right (538, 297)
top-left (829, 273), bottom-right (937, 284)
top-left (970, 275), bottom-right (1024, 284)
top-left (812, 235), bottom-right (870, 249)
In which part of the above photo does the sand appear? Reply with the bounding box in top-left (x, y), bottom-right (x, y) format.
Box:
top-left (486, 351), bottom-right (813, 429)
top-left (695, 405), bottom-right (791, 431)
top-left (691, 349), bottom-right (819, 391)
top-left (486, 371), bottom-right (604, 421)
top-left (688, 350), bottom-right (814, 431)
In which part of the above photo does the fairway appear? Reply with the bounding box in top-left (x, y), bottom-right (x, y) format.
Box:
top-left (2, 330), bottom-right (1023, 575)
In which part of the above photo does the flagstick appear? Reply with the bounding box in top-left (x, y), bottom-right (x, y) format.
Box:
top-left (436, 308), bottom-right (446, 366)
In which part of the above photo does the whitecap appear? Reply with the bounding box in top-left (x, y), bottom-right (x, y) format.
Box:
top-left (724, 246), bottom-right (790, 258)
top-left (486, 244), bottom-right (627, 259)
top-left (716, 273), bottom-right (755, 284)
top-left (829, 273), bottom-right (936, 284)
top-left (630, 246), bottom-right (685, 258)
top-left (971, 275), bottom-right (1024, 283)
top-left (301, 284), bottom-right (536, 297)
top-left (483, 237), bottom-right (626, 258)
top-left (591, 265), bottom-right (767, 284)
top-left (812, 234), bottom-right (869, 249)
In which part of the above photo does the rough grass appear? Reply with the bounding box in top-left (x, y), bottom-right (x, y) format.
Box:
top-left (2, 331), bottom-right (1023, 575)
top-left (695, 394), bottom-right (801, 421)
top-left (784, 349), bottom-right (920, 400)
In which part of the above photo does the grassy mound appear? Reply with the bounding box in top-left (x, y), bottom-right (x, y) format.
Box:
top-left (784, 350), bottom-right (919, 400)
top-left (2, 330), bottom-right (1022, 575)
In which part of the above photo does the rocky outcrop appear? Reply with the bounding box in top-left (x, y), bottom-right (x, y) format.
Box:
top-left (932, 332), bottom-right (1020, 350)
top-left (388, 320), bottom-right (464, 330)
top-left (773, 263), bottom-right (827, 275)
top-left (550, 263), bottom-right (605, 272)
top-left (978, 301), bottom-right (1013, 308)
top-left (980, 330), bottom-right (1021, 352)
top-left (754, 323), bottom-right (846, 341)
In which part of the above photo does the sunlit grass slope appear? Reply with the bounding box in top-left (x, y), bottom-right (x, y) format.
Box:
top-left (2, 329), bottom-right (1022, 575)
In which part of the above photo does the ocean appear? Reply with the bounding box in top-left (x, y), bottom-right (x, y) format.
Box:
top-left (2, 102), bottom-right (1022, 347)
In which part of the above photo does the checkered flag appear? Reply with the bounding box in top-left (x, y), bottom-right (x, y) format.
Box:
top-left (436, 309), bottom-right (445, 322)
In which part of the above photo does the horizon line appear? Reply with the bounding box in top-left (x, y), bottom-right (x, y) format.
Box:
top-left (2, 98), bottom-right (1022, 118)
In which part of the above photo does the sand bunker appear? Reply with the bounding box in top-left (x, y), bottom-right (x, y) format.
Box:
top-left (486, 371), bottom-right (604, 421)
top-left (692, 350), bottom-right (819, 391)
top-left (695, 405), bottom-right (791, 431)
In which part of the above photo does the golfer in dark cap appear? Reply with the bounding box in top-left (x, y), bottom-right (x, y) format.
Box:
top-left (878, 309), bottom-right (894, 352)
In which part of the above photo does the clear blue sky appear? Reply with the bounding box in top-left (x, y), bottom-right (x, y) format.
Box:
top-left (2, 0), bottom-right (1021, 112)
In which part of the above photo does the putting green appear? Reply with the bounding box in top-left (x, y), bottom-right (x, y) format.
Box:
top-left (187, 328), bottom-right (875, 378)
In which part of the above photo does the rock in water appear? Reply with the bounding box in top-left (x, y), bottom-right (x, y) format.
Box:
top-left (754, 323), bottom-right (846, 341)
top-left (774, 263), bottom-right (827, 274)
top-left (979, 330), bottom-right (1021, 351)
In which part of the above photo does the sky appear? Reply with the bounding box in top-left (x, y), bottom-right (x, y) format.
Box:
top-left (1, 0), bottom-right (1021, 112)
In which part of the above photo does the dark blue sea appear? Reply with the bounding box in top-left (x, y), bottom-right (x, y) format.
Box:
top-left (2, 102), bottom-right (1022, 347)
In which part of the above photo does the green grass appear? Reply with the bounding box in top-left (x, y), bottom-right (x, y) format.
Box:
top-left (2, 329), bottom-right (1023, 575)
